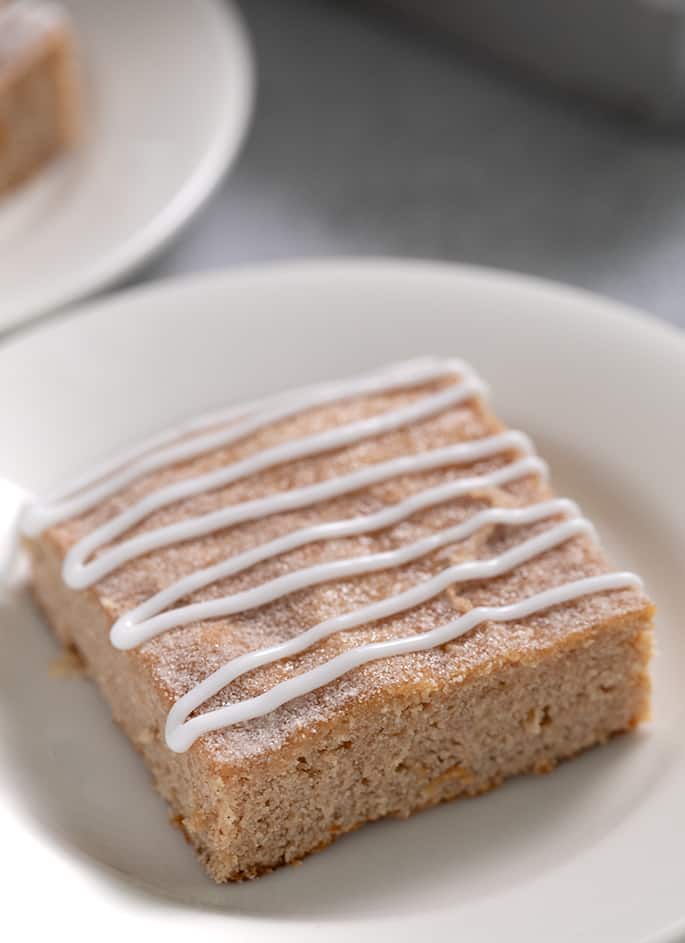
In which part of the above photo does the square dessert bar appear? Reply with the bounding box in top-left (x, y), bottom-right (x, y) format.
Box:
top-left (23, 358), bottom-right (653, 881)
top-left (0, 1), bottom-right (80, 195)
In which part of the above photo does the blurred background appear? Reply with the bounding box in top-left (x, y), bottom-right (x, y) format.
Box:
top-left (138, 0), bottom-right (685, 328)
top-left (3, 0), bottom-right (685, 330)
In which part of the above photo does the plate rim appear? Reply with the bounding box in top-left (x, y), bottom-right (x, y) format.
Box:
top-left (1, 0), bottom-right (256, 334)
top-left (3, 255), bottom-right (683, 355)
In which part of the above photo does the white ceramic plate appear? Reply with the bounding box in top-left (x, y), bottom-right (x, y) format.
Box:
top-left (0, 0), bottom-right (254, 333)
top-left (0, 260), bottom-right (683, 943)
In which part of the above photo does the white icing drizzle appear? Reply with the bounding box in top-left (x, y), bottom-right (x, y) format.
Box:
top-left (58, 379), bottom-right (493, 590)
top-left (22, 357), bottom-right (480, 538)
top-left (21, 358), bottom-right (643, 753)
top-left (161, 516), bottom-right (595, 741)
top-left (110, 459), bottom-right (555, 649)
top-left (68, 434), bottom-right (540, 591)
top-left (165, 572), bottom-right (642, 753)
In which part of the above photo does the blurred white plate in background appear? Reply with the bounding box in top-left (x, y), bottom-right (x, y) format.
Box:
top-left (0, 0), bottom-right (254, 332)
top-left (0, 260), bottom-right (683, 942)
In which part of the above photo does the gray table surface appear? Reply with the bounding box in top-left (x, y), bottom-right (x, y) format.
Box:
top-left (135, 0), bottom-right (685, 330)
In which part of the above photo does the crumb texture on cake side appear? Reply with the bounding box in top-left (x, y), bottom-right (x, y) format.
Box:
top-left (24, 358), bottom-right (654, 880)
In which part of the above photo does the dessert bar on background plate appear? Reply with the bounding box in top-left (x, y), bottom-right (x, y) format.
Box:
top-left (0, 0), bottom-right (80, 195)
top-left (0, 0), bottom-right (254, 332)
top-left (21, 356), bottom-right (653, 881)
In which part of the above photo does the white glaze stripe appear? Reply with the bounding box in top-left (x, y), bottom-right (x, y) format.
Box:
top-left (63, 429), bottom-right (534, 590)
top-left (165, 516), bottom-right (592, 728)
top-left (111, 480), bottom-right (565, 650)
top-left (63, 431), bottom-right (536, 592)
top-left (165, 571), bottom-right (642, 752)
top-left (64, 381), bottom-right (486, 589)
top-left (22, 357), bottom-right (479, 536)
